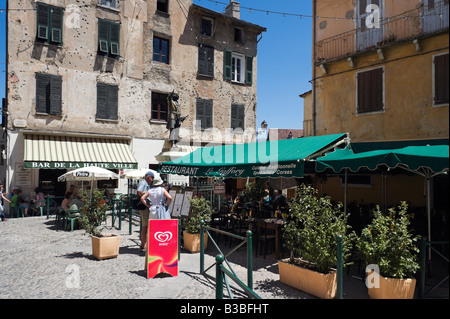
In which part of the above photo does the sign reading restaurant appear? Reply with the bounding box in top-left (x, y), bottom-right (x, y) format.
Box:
top-left (24, 161), bottom-right (138, 169)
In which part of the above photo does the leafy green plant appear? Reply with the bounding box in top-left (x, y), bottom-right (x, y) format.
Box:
top-left (185, 196), bottom-right (212, 234)
top-left (357, 202), bottom-right (420, 279)
top-left (78, 188), bottom-right (110, 237)
top-left (243, 179), bottom-right (266, 204)
top-left (283, 184), bottom-right (356, 274)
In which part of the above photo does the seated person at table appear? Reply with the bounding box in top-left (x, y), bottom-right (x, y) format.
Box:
top-left (272, 190), bottom-right (285, 209)
top-left (11, 189), bottom-right (29, 216)
top-left (62, 192), bottom-right (73, 210)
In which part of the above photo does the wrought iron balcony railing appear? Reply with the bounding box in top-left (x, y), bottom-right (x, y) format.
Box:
top-left (316, 2), bottom-right (449, 63)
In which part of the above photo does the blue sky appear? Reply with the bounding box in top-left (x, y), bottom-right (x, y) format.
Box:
top-left (0, 0), bottom-right (313, 129)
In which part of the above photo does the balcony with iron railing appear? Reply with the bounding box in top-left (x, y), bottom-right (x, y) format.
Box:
top-left (315, 2), bottom-right (449, 63)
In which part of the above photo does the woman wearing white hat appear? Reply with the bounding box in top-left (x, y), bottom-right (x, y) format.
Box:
top-left (140, 174), bottom-right (172, 221)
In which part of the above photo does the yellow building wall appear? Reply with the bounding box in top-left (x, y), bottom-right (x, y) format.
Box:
top-left (314, 33), bottom-right (449, 142)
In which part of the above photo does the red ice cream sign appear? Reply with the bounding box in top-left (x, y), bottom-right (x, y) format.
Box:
top-left (147, 219), bottom-right (178, 278)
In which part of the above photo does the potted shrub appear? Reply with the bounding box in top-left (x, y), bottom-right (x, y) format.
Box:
top-left (279, 184), bottom-right (356, 299)
top-left (78, 188), bottom-right (120, 260)
top-left (357, 202), bottom-right (420, 299)
top-left (183, 196), bottom-right (212, 253)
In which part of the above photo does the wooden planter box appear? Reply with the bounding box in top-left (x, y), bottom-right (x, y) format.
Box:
top-left (278, 258), bottom-right (337, 299)
top-left (368, 275), bottom-right (416, 299)
top-left (91, 234), bottom-right (121, 260)
top-left (183, 231), bottom-right (208, 253)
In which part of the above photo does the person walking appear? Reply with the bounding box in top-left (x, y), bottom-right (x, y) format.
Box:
top-left (1, 182), bottom-right (11, 221)
top-left (137, 171), bottom-right (155, 250)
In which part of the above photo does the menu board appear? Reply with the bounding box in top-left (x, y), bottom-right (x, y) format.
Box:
top-left (181, 191), bottom-right (193, 216)
top-left (168, 190), bottom-right (177, 215)
top-left (172, 193), bottom-right (184, 217)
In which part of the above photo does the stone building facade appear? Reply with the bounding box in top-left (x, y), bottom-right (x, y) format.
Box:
top-left (3, 0), bottom-right (266, 197)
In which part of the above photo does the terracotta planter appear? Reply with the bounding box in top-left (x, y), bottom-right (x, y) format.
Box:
top-left (91, 234), bottom-right (121, 260)
top-left (278, 258), bottom-right (337, 299)
top-left (183, 231), bottom-right (208, 253)
top-left (368, 275), bottom-right (416, 299)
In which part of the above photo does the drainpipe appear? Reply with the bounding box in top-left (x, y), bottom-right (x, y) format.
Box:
top-left (312, 0), bottom-right (317, 137)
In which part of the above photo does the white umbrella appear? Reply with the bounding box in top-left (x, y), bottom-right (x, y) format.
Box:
top-left (58, 166), bottom-right (119, 182)
top-left (124, 168), bottom-right (158, 180)
top-left (58, 167), bottom-right (119, 196)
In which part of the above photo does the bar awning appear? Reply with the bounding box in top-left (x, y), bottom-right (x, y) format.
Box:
top-left (159, 133), bottom-right (349, 178)
top-left (24, 134), bottom-right (138, 169)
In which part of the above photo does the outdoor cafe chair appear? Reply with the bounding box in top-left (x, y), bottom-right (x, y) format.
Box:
top-left (63, 208), bottom-right (81, 232)
top-left (254, 218), bottom-right (276, 259)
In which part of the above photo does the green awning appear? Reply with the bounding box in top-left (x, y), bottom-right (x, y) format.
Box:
top-left (160, 133), bottom-right (348, 178)
top-left (24, 134), bottom-right (138, 169)
top-left (316, 144), bottom-right (449, 175)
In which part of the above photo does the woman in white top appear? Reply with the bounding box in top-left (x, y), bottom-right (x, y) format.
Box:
top-left (140, 174), bottom-right (172, 220)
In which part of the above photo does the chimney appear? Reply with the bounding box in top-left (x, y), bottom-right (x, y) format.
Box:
top-left (225, 1), bottom-right (240, 19)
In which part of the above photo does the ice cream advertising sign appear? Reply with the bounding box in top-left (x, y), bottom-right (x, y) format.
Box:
top-left (147, 219), bottom-right (178, 278)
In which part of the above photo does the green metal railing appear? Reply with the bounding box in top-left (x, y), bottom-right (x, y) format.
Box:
top-left (199, 221), bottom-right (260, 299)
top-left (418, 238), bottom-right (449, 299)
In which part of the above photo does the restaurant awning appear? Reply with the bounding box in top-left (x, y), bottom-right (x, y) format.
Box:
top-left (23, 134), bottom-right (138, 169)
top-left (159, 133), bottom-right (349, 178)
top-left (316, 144), bottom-right (449, 175)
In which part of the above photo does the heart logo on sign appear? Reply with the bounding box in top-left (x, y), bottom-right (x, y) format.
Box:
top-left (154, 231), bottom-right (173, 243)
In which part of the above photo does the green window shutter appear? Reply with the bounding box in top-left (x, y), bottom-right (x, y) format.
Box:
top-left (198, 45), bottom-right (214, 77)
top-left (205, 99), bottom-right (213, 129)
top-left (97, 83), bottom-right (108, 119)
top-left (231, 104), bottom-right (244, 130)
top-left (238, 104), bottom-right (245, 129)
top-left (196, 98), bottom-right (204, 130)
top-left (108, 85), bottom-right (119, 120)
top-left (223, 50), bottom-right (232, 80)
top-left (36, 73), bottom-right (50, 113)
top-left (98, 20), bottom-right (109, 54)
top-left (231, 104), bottom-right (237, 129)
top-left (36, 4), bottom-right (49, 41)
top-left (49, 75), bottom-right (62, 115)
top-left (245, 56), bottom-right (253, 85)
top-left (109, 23), bottom-right (120, 56)
top-left (50, 7), bottom-right (63, 44)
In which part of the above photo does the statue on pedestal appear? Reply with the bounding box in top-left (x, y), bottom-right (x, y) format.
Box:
top-left (166, 91), bottom-right (188, 146)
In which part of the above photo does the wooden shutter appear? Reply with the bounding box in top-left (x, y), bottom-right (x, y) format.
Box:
top-left (196, 99), bottom-right (213, 130)
top-left (204, 99), bottom-right (213, 129)
top-left (223, 50), bottom-right (232, 80)
top-left (245, 56), bottom-right (253, 85)
top-left (434, 54), bottom-right (449, 104)
top-left (49, 75), bottom-right (62, 115)
top-left (357, 68), bottom-right (383, 113)
top-left (198, 45), bottom-right (214, 77)
top-left (37, 4), bottom-right (49, 40)
top-left (108, 85), bottom-right (119, 120)
top-left (97, 83), bottom-right (108, 119)
top-left (231, 104), bottom-right (245, 130)
top-left (50, 7), bottom-right (63, 44)
top-left (110, 23), bottom-right (120, 56)
top-left (98, 20), bottom-right (109, 54)
top-left (36, 74), bottom-right (50, 113)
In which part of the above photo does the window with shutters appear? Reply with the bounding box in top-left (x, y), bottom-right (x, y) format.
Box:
top-left (151, 92), bottom-right (168, 122)
top-left (35, 73), bottom-right (62, 115)
top-left (198, 44), bottom-right (214, 78)
top-left (357, 67), bottom-right (384, 114)
top-left (196, 98), bottom-right (213, 130)
top-left (231, 104), bottom-right (245, 130)
top-left (153, 36), bottom-right (170, 64)
top-left (98, 19), bottom-right (120, 57)
top-left (96, 83), bottom-right (118, 120)
top-left (223, 50), bottom-right (253, 85)
top-left (36, 3), bottom-right (63, 45)
top-left (433, 53), bottom-right (449, 106)
top-left (98, 0), bottom-right (119, 10)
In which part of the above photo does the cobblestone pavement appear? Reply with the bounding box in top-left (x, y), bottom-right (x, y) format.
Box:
top-left (0, 215), bottom-right (369, 299)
